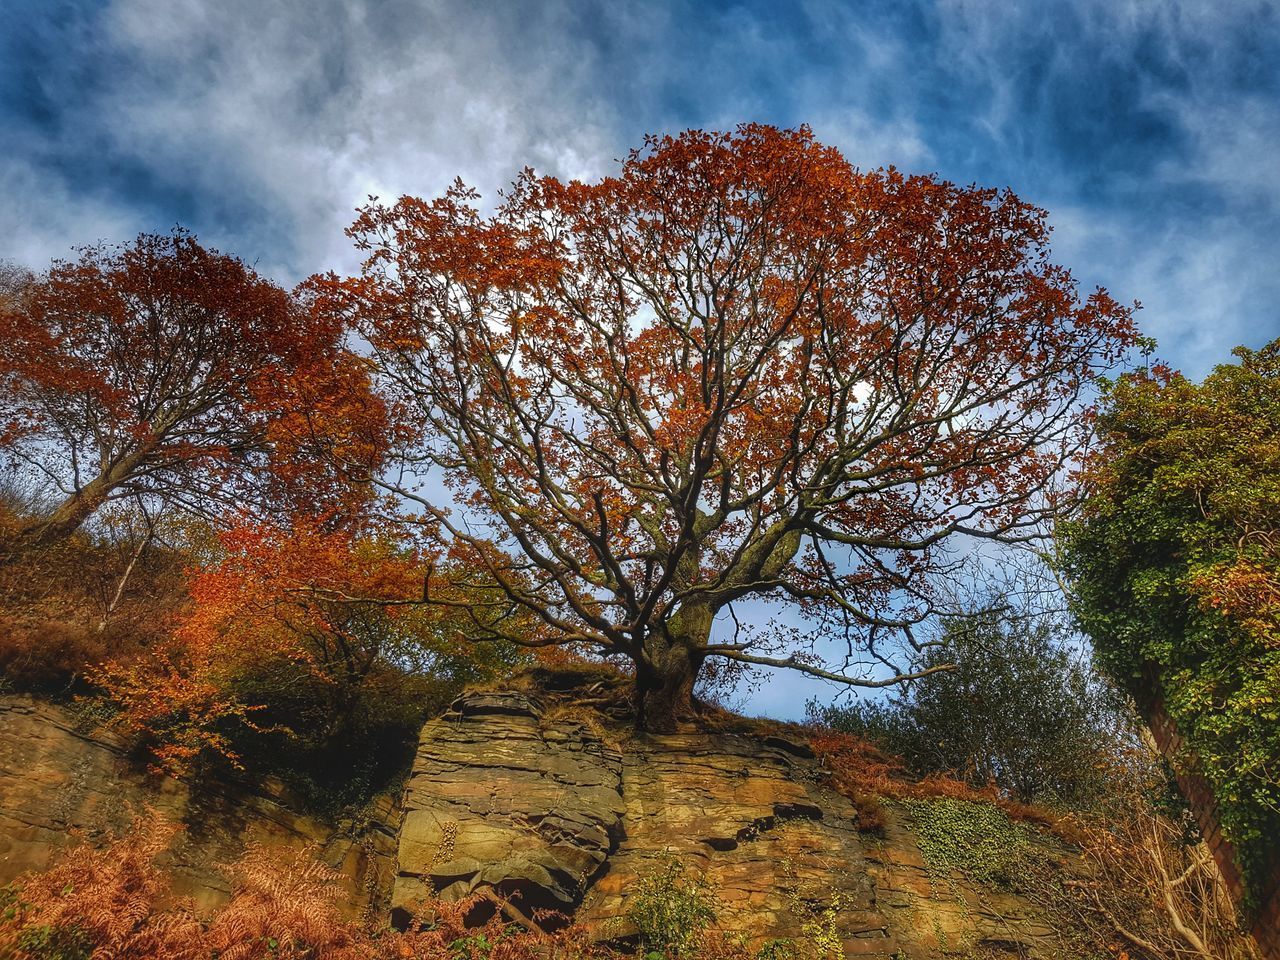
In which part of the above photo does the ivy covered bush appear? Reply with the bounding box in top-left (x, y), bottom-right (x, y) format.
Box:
top-left (1061, 340), bottom-right (1280, 909)
top-left (625, 857), bottom-right (720, 958)
top-left (899, 797), bottom-right (1036, 889)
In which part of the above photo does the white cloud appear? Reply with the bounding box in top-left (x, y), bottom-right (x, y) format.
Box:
top-left (921, 0), bottom-right (1280, 374)
top-left (3, 0), bottom-right (947, 282)
top-left (0, 157), bottom-right (138, 269)
top-left (8, 0), bottom-right (632, 280)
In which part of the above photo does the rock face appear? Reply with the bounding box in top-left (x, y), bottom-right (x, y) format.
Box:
top-left (392, 690), bottom-right (626, 928)
top-left (0, 695), bottom-right (398, 917)
top-left (393, 676), bottom-right (1075, 959)
top-left (0, 680), bottom-right (1081, 957)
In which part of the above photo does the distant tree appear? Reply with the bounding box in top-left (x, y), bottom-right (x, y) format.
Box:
top-left (809, 606), bottom-right (1126, 806)
top-left (320, 124), bottom-right (1138, 732)
top-left (0, 260), bottom-right (32, 310)
top-left (1062, 341), bottom-right (1280, 907)
top-left (0, 231), bottom-right (383, 553)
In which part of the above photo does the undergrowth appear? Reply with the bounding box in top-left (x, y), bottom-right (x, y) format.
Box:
top-left (0, 812), bottom-right (605, 960)
top-left (0, 818), bottom-right (792, 960)
top-left (898, 797), bottom-right (1037, 889)
top-left (806, 729), bottom-right (1081, 844)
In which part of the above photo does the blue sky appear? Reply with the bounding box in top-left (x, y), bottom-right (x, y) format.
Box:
top-left (4, 0), bottom-right (1280, 714)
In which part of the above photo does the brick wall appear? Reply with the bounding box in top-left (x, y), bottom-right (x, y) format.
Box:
top-left (1148, 700), bottom-right (1280, 959)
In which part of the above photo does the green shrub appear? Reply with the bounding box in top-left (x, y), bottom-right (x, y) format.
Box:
top-left (626, 857), bottom-right (719, 958)
top-left (810, 608), bottom-right (1127, 809)
top-left (900, 797), bottom-right (1036, 889)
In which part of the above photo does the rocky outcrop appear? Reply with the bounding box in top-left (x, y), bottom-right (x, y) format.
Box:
top-left (392, 675), bottom-right (1078, 958)
top-left (0, 696), bottom-right (398, 917)
top-left (392, 690), bottom-right (626, 928)
top-left (0, 679), bottom-right (1084, 957)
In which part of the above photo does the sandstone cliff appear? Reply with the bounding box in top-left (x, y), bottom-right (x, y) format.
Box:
top-left (0, 695), bottom-right (398, 917)
top-left (0, 678), bottom-right (1086, 958)
top-left (392, 671), bottom-right (1079, 958)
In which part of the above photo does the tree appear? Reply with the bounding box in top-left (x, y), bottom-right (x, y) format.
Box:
top-left (96, 516), bottom-right (527, 784)
top-left (810, 605), bottom-right (1126, 806)
top-left (0, 230), bottom-right (382, 552)
top-left (1062, 341), bottom-right (1280, 909)
top-left (322, 124), bottom-right (1138, 732)
top-left (0, 260), bottom-right (32, 310)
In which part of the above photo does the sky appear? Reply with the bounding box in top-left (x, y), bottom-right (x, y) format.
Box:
top-left (4, 0), bottom-right (1279, 715)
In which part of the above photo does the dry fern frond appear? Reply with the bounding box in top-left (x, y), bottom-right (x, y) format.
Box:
top-left (207, 844), bottom-right (363, 960)
top-left (0, 814), bottom-right (610, 960)
top-left (0, 810), bottom-right (205, 959)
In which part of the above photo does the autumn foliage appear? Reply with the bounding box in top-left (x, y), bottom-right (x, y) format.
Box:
top-left (321, 123), bottom-right (1139, 730)
top-left (0, 815), bottom-right (604, 960)
top-left (0, 518), bottom-right (189, 694)
top-left (0, 230), bottom-right (383, 553)
top-left (90, 517), bottom-right (524, 783)
top-left (0, 817), bottom-right (202, 959)
top-left (8, 121), bottom-right (1270, 956)
top-left (0, 127), bottom-right (1142, 736)
top-left (806, 727), bottom-right (1082, 841)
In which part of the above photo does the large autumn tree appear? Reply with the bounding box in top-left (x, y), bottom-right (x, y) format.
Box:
top-left (0, 230), bottom-right (383, 551)
top-left (321, 125), bottom-right (1138, 731)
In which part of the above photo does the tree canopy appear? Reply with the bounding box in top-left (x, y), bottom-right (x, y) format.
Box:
top-left (0, 230), bottom-right (383, 551)
top-left (319, 124), bottom-right (1139, 731)
top-left (1062, 342), bottom-right (1280, 908)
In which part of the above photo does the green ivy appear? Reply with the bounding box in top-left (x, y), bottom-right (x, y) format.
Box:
top-left (1061, 343), bottom-right (1280, 912)
top-left (14, 922), bottom-right (93, 960)
top-left (626, 856), bottom-right (719, 958)
top-left (901, 797), bottom-right (1035, 889)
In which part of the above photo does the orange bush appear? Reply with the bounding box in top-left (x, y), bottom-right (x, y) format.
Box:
top-left (0, 619), bottom-right (121, 693)
top-left (91, 517), bottom-right (528, 779)
top-left (806, 729), bottom-right (902, 833)
top-left (89, 635), bottom-right (270, 774)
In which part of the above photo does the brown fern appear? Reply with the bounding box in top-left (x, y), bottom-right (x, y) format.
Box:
top-left (0, 814), bottom-right (611, 960)
top-left (0, 812), bottom-right (204, 959)
top-left (205, 844), bottom-right (366, 959)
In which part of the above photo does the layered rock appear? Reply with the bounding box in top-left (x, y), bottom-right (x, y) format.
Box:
top-left (392, 690), bottom-right (626, 928)
top-left (392, 676), bottom-right (1075, 958)
top-left (0, 695), bottom-right (398, 916)
top-left (0, 679), bottom-right (1083, 957)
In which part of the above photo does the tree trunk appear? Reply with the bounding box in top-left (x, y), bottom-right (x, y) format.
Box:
top-left (3, 480), bottom-right (111, 558)
top-left (636, 643), bottom-right (702, 734)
